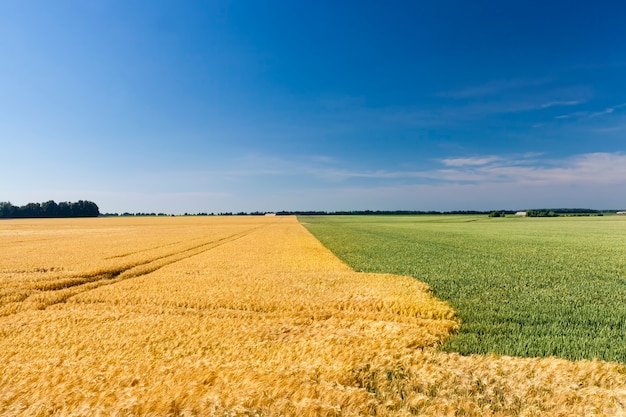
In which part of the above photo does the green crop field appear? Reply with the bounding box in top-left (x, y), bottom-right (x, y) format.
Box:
top-left (301, 214), bottom-right (626, 363)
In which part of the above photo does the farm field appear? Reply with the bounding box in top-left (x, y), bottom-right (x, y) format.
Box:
top-left (1, 216), bottom-right (625, 416)
top-left (301, 214), bottom-right (626, 363)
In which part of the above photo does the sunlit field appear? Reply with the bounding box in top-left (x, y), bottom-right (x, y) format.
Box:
top-left (1, 216), bottom-right (625, 416)
top-left (302, 214), bottom-right (626, 362)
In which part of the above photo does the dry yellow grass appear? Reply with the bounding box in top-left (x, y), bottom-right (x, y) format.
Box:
top-left (1, 216), bottom-right (625, 416)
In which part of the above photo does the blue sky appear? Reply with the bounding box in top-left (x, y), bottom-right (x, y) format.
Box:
top-left (2, 1), bottom-right (626, 213)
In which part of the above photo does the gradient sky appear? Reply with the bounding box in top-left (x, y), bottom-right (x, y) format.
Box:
top-left (2, 1), bottom-right (626, 213)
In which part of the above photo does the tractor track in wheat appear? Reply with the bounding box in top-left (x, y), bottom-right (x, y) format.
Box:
top-left (0, 224), bottom-right (264, 316)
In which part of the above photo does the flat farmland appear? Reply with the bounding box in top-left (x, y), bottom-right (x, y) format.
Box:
top-left (302, 215), bottom-right (626, 362)
top-left (1, 216), bottom-right (625, 416)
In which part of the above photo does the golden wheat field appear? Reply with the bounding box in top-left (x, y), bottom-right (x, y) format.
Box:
top-left (1, 216), bottom-right (625, 416)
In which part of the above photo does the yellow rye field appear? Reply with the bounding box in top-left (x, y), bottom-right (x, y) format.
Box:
top-left (1, 216), bottom-right (625, 416)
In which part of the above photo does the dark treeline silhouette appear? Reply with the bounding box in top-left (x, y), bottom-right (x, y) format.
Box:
top-left (103, 211), bottom-right (273, 217)
top-left (276, 210), bottom-right (503, 216)
top-left (526, 208), bottom-right (601, 215)
top-left (0, 200), bottom-right (100, 218)
top-left (103, 212), bottom-right (170, 217)
top-left (89, 208), bottom-right (614, 218)
top-left (277, 208), bottom-right (606, 216)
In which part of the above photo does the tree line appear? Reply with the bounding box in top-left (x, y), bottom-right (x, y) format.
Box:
top-left (0, 200), bottom-right (100, 218)
top-left (276, 209), bottom-right (604, 216)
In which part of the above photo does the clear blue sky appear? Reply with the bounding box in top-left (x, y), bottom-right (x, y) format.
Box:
top-left (2, 1), bottom-right (626, 213)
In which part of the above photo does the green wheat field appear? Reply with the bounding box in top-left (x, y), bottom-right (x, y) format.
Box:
top-left (301, 214), bottom-right (626, 363)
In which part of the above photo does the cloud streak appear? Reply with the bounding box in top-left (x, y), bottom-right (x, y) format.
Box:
top-left (87, 151), bottom-right (626, 213)
top-left (222, 152), bottom-right (626, 188)
top-left (590, 103), bottom-right (626, 118)
top-left (557, 103), bottom-right (626, 120)
top-left (287, 152), bottom-right (626, 211)
top-left (429, 80), bottom-right (592, 125)
top-left (541, 100), bottom-right (582, 108)
top-left (439, 156), bottom-right (501, 167)
top-left (303, 152), bottom-right (626, 186)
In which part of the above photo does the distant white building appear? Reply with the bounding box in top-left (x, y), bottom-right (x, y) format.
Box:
top-left (617, 211), bottom-right (626, 215)
top-left (515, 211), bottom-right (527, 216)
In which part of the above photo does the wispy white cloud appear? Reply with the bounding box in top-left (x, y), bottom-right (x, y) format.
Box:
top-left (301, 152), bottom-right (626, 186)
top-left (590, 103), bottom-right (626, 118)
top-left (481, 152), bottom-right (625, 185)
top-left (285, 152), bottom-right (623, 186)
top-left (541, 100), bottom-right (583, 108)
top-left (555, 111), bottom-right (589, 119)
top-left (439, 156), bottom-right (501, 167)
top-left (147, 152), bottom-right (625, 196)
top-left (557, 103), bottom-right (626, 120)
top-left (431, 82), bottom-right (592, 123)
top-left (286, 152), bottom-right (626, 211)
top-left (84, 151), bottom-right (626, 212)
top-left (42, 151), bottom-right (621, 213)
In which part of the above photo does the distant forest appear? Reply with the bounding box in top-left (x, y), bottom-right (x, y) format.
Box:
top-left (275, 208), bottom-right (606, 216)
top-left (1, 203), bottom-right (610, 219)
top-left (0, 200), bottom-right (100, 218)
top-left (105, 208), bottom-right (608, 217)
